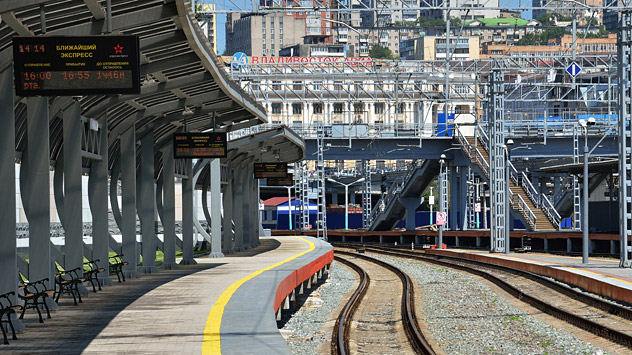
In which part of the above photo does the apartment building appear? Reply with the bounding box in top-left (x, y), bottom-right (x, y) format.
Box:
top-left (400, 35), bottom-right (480, 60)
top-left (225, 13), bottom-right (306, 56)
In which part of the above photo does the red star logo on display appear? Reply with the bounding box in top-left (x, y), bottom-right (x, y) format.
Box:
top-left (113, 44), bottom-right (124, 54)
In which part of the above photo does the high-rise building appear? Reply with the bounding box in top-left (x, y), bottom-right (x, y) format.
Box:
top-left (532, 0), bottom-right (603, 24)
top-left (197, 3), bottom-right (217, 54)
top-left (420, 0), bottom-right (500, 21)
top-left (225, 13), bottom-right (306, 56)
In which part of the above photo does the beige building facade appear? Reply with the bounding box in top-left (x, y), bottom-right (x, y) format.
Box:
top-left (225, 13), bottom-right (306, 56)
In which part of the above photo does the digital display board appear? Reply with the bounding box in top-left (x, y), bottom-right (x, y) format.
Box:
top-left (13, 35), bottom-right (141, 96)
top-left (173, 133), bottom-right (227, 159)
top-left (267, 174), bottom-right (293, 186)
top-left (254, 162), bottom-right (287, 178)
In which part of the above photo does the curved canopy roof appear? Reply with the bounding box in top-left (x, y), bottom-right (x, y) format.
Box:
top-left (0, 0), bottom-right (303, 178)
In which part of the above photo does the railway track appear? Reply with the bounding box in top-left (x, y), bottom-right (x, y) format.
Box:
top-left (337, 244), bottom-right (632, 351)
top-left (332, 250), bottom-right (435, 355)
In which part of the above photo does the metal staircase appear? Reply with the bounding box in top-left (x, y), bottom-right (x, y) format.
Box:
top-left (455, 125), bottom-right (561, 231)
top-left (369, 159), bottom-right (440, 231)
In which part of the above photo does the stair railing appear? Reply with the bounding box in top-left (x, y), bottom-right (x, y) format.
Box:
top-left (369, 160), bottom-right (419, 224)
top-left (516, 194), bottom-right (538, 228)
top-left (521, 172), bottom-right (541, 208)
top-left (541, 194), bottom-right (562, 228)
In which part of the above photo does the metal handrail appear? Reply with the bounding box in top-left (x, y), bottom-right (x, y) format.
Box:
top-left (369, 159), bottom-right (420, 223)
top-left (541, 194), bottom-right (562, 227)
top-left (516, 194), bottom-right (538, 228)
top-left (521, 171), bottom-right (541, 208)
top-left (508, 160), bottom-right (519, 185)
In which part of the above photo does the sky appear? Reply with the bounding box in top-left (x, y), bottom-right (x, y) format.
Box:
top-left (214, 0), bottom-right (531, 55)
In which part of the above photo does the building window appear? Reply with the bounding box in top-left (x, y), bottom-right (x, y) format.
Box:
top-left (313, 103), bottom-right (323, 114)
top-left (293, 81), bottom-right (302, 90)
top-left (375, 103), bottom-right (384, 114)
top-left (333, 103), bottom-right (343, 113)
top-left (292, 103), bottom-right (302, 115)
top-left (272, 80), bottom-right (281, 90)
top-left (271, 103), bottom-right (282, 114)
top-left (396, 102), bottom-right (404, 113)
top-left (353, 103), bottom-right (363, 114)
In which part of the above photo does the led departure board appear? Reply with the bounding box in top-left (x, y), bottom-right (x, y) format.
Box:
top-left (13, 35), bottom-right (141, 96)
top-left (173, 133), bottom-right (227, 159)
top-left (254, 163), bottom-right (288, 178)
top-left (267, 174), bottom-right (293, 186)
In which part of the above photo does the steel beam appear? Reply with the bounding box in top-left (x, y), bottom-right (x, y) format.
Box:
top-left (139, 132), bottom-right (158, 274)
top-left (161, 141), bottom-right (178, 269)
top-left (180, 159), bottom-right (196, 265)
top-left (120, 127), bottom-right (139, 278)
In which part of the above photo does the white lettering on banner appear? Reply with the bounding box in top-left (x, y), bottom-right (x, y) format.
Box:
top-left (249, 56), bottom-right (373, 66)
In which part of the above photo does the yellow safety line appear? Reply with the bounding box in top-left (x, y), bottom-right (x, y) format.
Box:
top-left (201, 236), bottom-right (316, 355)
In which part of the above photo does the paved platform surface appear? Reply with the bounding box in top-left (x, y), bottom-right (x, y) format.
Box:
top-left (427, 249), bottom-right (632, 304)
top-left (3, 236), bottom-right (329, 354)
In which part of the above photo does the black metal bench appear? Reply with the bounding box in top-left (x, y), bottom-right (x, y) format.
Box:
top-left (109, 254), bottom-right (129, 283)
top-left (17, 274), bottom-right (53, 323)
top-left (0, 292), bottom-right (22, 345)
top-left (83, 259), bottom-right (105, 293)
top-left (55, 265), bottom-right (85, 306)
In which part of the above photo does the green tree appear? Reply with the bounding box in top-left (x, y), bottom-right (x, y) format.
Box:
top-left (450, 16), bottom-right (462, 27)
top-left (369, 45), bottom-right (395, 59)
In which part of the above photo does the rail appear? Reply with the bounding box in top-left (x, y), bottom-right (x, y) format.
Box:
top-left (334, 249), bottom-right (436, 354)
top-left (349, 245), bottom-right (632, 349)
top-left (331, 255), bottom-right (370, 355)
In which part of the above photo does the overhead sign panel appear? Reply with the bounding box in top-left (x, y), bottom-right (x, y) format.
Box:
top-left (254, 162), bottom-right (287, 179)
top-left (267, 174), bottom-right (293, 186)
top-left (173, 132), bottom-right (227, 159)
top-left (12, 35), bottom-right (141, 96)
top-left (566, 62), bottom-right (582, 78)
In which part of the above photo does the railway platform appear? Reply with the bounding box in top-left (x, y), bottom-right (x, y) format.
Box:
top-left (426, 249), bottom-right (632, 304)
top-left (2, 236), bottom-right (332, 354)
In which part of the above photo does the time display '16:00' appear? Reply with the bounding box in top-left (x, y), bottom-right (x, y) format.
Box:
top-left (21, 70), bottom-right (131, 91)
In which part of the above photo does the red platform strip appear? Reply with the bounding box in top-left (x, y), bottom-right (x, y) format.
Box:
top-left (426, 249), bottom-right (632, 304)
top-left (274, 249), bottom-right (334, 312)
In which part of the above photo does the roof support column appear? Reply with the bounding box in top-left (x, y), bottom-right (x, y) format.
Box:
top-left (180, 159), bottom-right (196, 265)
top-left (242, 162), bottom-right (252, 250)
top-left (250, 168), bottom-right (260, 247)
top-left (24, 96), bottom-right (53, 288)
top-left (161, 142), bottom-right (178, 269)
top-left (400, 197), bottom-right (419, 231)
top-left (139, 132), bottom-right (158, 274)
top-left (222, 166), bottom-right (234, 254)
top-left (120, 127), bottom-right (139, 278)
top-left (88, 113), bottom-right (112, 285)
top-left (232, 161), bottom-right (245, 251)
top-left (0, 68), bottom-right (24, 331)
top-left (63, 101), bottom-right (85, 281)
top-left (209, 158), bottom-right (224, 257)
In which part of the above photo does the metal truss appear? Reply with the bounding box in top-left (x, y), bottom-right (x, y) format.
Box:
top-left (467, 166), bottom-right (476, 230)
top-left (316, 124), bottom-right (327, 240)
top-left (362, 160), bottom-right (372, 228)
top-left (439, 161), bottom-right (449, 231)
top-left (489, 70), bottom-right (507, 253)
top-left (618, 10), bottom-right (632, 268)
top-left (573, 126), bottom-right (581, 231)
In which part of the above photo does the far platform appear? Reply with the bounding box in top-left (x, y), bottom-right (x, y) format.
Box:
top-left (426, 248), bottom-right (632, 304)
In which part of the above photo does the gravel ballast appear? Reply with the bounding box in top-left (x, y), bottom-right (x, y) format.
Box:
top-left (371, 253), bottom-right (611, 355)
top-left (280, 261), bottom-right (355, 355)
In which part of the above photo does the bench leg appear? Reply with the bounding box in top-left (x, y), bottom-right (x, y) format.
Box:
top-left (34, 302), bottom-right (43, 323)
top-left (19, 304), bottom-right (27, 320)
top-left (7, 314), bottom-right (17, 340)
top-left (43, 297), bottom-right (51, 319)
top-left (1, 318), bottom-right (9, 344)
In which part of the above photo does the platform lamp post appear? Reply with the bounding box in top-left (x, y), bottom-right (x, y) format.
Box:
top-left (438, 154), bottom-right (446, 249)
top-left (284, 186), bottom-right (293, 231)
top-left (327, 177), bottom-right (365, 230)
top-left (505, 139), bottom-right (514, 255)
top-left (579, 117), bottom-right (596, 264)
